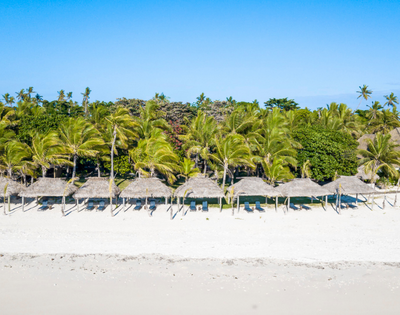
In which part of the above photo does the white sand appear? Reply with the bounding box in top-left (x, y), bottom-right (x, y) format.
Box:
top-left (1, 197), bottom-right (400, 314)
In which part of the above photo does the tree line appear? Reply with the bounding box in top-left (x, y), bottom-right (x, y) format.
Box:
top-left (0, 85), bottom-right (399, 188)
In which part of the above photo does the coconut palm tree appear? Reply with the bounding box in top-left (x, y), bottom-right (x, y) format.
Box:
top-left (2, 93), bottom-right (15, 107)
top-left (384, 92), bottom-right (399, 111)
top-left (356, 84), bottom-right (372, 110)
top-left (15, 89), bottom-right (26, 101)
top-left (369, 109), bottom-right (400, 134)
top-left (134, 100), bottom-right (171, 139)
top-left (0, 141), bottom-right (31, 178)
top-left (367, 101), bottom-right (383, 120)
top-left (57, 90), bottom-right (66, 102)
top-left (301, 160), bottom-right (312, 178)
top-left (180, 111), bottom-right (217, 172)
top-left (263, 158), bottom-right (294, 185)
top-left (26, 87), bottom-right (35, 101)
top-left (82, 87), bottom-right (91, 117)
top-left (59, 117), bottom-right (105, 179)
top-left (210, 133), bottom-right (254, 189)
top-left (30, 132), bottom-right (71, 177)
top-left (130, 133), bottom-right (179, 184)
top-left (104, 107), bottom-right (137, 180)
top-left (358, 133), bottom-right (400, 183)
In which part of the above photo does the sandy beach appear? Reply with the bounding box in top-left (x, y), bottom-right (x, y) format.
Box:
top-left (1, 197), bottom-right (400, 314)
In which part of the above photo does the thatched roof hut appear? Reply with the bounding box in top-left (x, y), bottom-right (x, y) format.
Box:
top-left (20, 178), bottom-right (77, 197)
top-left (275, 178), bottom-right (330, 197)
top-left (120, 177), bottom-right (172, 199)
top-left (73, 177), bottom-right (120, 199)
top-left (0, 178), bottom-right (24, 197)
top-left (323, 176), bottom-right (376, 195)
top-left (174, 175), bottom-right (224, 198)
top-left (356, 166), bottom-right (379, 182)
top-left (230, 177), bottom-right (280, 197)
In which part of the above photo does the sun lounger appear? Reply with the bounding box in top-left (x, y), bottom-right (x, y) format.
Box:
top-left (98, 200), bottom-right (105, 211)
top-left (202, 201), bottom-right (208, 211)
top-left (244, 202), bottom-right (253, 212)
top-left (255, 201), bottom-right (264, 212)
top-left (190, 201), bottom-right (196, 211)
top-left (290, 203), bottom-right (299, 210)
top-left (39, 200), bottom-right (49, 211)
top-left (87, 200), bottom-right (94, 211)
top-left (347, 203), bottom-right (358, 209)
top-left (134, 199), bottom-right (142, 210)
top-left (149, 200), bottom-right (156, 211)
top-left (301, 204), bottom-right (311, 210)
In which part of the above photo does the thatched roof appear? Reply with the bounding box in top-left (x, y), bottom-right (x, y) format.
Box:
top-left (20, 178), bottom-right (77, 197)
top-left (389, 127), bottom-right (400, 151)
top-left (120, 177), bottom-right (172, 198)
top-left (230, 177), bottom-right (280, 197)
top-left (356, 166), bottom-right (379, 182)
top-left (357, 134), bottom-right (375, 158)
top-left (275, 178), bottom-right (330, 197)
top-left (174, 175), bottom-right (224, 198)
top-left (73, 177), bottom-right (120, 199)
top-left (323, 176), bottom-right (376, 194)
top-left (0, 178), bottom-right (24, 197)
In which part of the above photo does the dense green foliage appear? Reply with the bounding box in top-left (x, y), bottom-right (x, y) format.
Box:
top-left (293, 126), bottom-right (358, 181)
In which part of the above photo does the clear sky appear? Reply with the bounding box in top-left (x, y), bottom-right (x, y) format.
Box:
top-left (1, 0), bottom-right (400, 110)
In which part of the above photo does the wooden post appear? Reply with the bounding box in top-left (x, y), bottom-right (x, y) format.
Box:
top-left (62, 196), bottom-right (65, 215)
top-left (3, 197), bottom-right (5, 215)
top-left (110, 197), bottom-right (113, 216)
top-left (182, 197), bottom-right (185, 217)
top-left (237, 195), bottom-right (240, 212)
top-left (22, 196), bottom-right (25, 212)
top-left (219, 197), bottom-right (222, 212)
top-left (275, 196), bottom-right (278, 211)
top-left (165, 197), bottom-right (168, 205)
top-left (287, 196), bottom-right (290, 212)
top-left (338, 194), bottom-right (342, 215)
top-left (356, 193), bottom-right (358, 207)
top-left (325, 195), bottom-right (328, 207)
top-left (178, 197), bottom-right (180, 215)
top-left (8, 196), bottom-right (10, 213)
top-left (76, 199), bottom-right (79, 211)
top-left (232, 196), bottom-right (234, 216)
top-left (265, 196), bottom-right (268, 205)
top-left (123, 198), bottom-right (125, 211)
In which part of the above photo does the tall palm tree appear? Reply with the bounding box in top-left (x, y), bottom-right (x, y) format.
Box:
top-left (82, 87), bottom-right (91, 117)
top-left (0, 141), bottom-right (30, 178)
top-left (301, 160), bottom-right (312, 178)
top-left (15, 89), bottom-right (26, 101)
top-left (130, 133), bottom-right (179, 183)
top-left (30, 132), bottom-right (71, 177)
top-left (134, 100), bottom-right (171, 139)
top-left (384, 92), bottom-right (399, 111)
top-left (57, 90), bottom-right (66, 102)
top-left (369, 109), bottom-right (400, 134)
top-left (59, 117), bottom-right (105, 179)
top-left (358, 133), bottom-right (400, 183)
top-left (210, 133), bottom-right (254, 189)
top-left (104, 107), bottom-right (137, 180)
top-left (180, 111), bottom-right (217, 172)
top-left (367, 101), bottom-right (383, 120)
top-left (2, 93), bottom-right (15, 107)
top-left (263, 158), bottom-right (294, 185)
top-left (26, 87), bottom-right (35, 101)
top-left (356, 84), bottom-right (372, 110)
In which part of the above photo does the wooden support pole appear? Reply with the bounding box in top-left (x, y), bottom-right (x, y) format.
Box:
top-left (338, 194), bottom-right (342, 215)
top-left (178, 197), bottom-right (180, 215)
top-left (8, 196), bottom-right (10, 213)
top-left (182, 197), bottom-right (185, 217)
top-left (275, 196), bottom-right (278, 211)
top-left (22, 196), bottom-right (25, 212)
top-left (3, 196), bottom-right (6, 215)
top-left (325, 195), bottom-right (328, 208)
top-left (287, 196), bottom-right (290, 212)
top-left (237, 195), bottom-right (240, 212)
top-left (123, 198), bottom-right (125, 211)
top-left (219, 197), bottom-right (222, 212)
top-left (62, 196), bottom-right (65, 216)
top-left (356, 193), bottom-right (358, 207)
top-left (165, 197), bottom-right (168, 205)
top-left (76, 199), bottom-right (79, 211)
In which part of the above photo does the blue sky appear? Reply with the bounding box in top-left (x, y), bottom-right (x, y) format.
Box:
top-left (1, 0), bottom-right (400, 110)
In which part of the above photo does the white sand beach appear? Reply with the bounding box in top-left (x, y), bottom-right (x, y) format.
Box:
top-left (1, 197), bottom-right (400, 314)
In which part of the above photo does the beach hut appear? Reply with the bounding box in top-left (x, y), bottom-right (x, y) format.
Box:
top-left (174, 175), bottom-right (224, 215)
top-left (0, 178), bottom-right (24, 214)
top-left (230, 177), bottom-right (280, 214)
top-left (19, 177), bottom-right (77, 214)
top-left (275, 178), bottom-right (331, 213)
top-left (120, 177), bottom-right (172, 216)
top-left (73, 177), bottom-right (121, 215)
top-left (323, 176), bottom-right (376, 213)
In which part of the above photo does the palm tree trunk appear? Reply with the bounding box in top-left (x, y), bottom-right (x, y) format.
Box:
top-left (72, 154), bottom-right (78, 179)
top-left (203, 160), bottom-right (207, 174)
top-left (110, 126), bottom-right (117, 180)
top-left (195, 153), bottom-right (199, 168)
top-left (97, 161), bottom-right (101, 177)
top-left (42, 166), bottom-right (46, 178)
top-left (221, 163), bottom-right (227, 190)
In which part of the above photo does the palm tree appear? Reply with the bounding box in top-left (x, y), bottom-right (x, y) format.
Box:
top-left (2, 93), bottom-right (15, 107)
top-left (369, 109), bottom-right (400, 134)
top-left (180, 111), bottom-right (217, 172)
top-left (301, 160), bottom-right (312, 178)
top-left (178, 158), bottom-right (200, 181)
top-left (367, 101), bottom-right (383, 120)
top-left (66, 92), bottom-right (73, 101)
top-left (210, 133), bottom-right (254, 189)
top-left (82, 87), bottom-right (91, 117)
top-left (104, 107), bottom-right (137, 180)
top-left (59, 117), bottom-right (105, 180)
top-left (384, 92), bottom-right (399, 111)
top-left (0, 141), bottom-right (30, 178)
top-left (26, 87), bottom-right (35, 101)
top-left (263, 158), bottom-right (294, 185)
top-left (358, 133), bottom-right (400, 183)
top-left (33, 94), bottom-right (43, 105)
top-left (134, 100), bottom-right (171, 139)
top-left (31, 132), bottom-right (71, 177)
top-left (15, 89), bottom-right (26, 101)
top-left (130, 134), bottom-right (179, 183)
top-left (57, 90), bottom-right (66, 102)
top-left (196, 93), bottom-right (206, 106)
top-left (356, 84), bottom-right (372, 110)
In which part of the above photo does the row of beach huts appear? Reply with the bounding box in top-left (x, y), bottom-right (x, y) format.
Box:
top-left (0, 175), bottom-right (383, 218)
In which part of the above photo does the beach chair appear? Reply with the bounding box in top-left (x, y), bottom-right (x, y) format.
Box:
top-left (202, 201), bottom-right (208, 211)
top-left (255, 201), bottom-right (264, 212)
top-left (98, 200), bottom-right (105, 211)
top-left (190, 201), bottom-right (196, 211)
top-left (301, 204), bottom-right (311, 210)
top-left (348, 203), bottom-right (358, 209)
top-left (134, 199), bottom-right (142, 210)
top-left (86, 200), bottom-right (94, 211)
top-left (244, 202), bottom-right (253, 212)
top-left (39, 200), bottom-right (49, 211)
top-left (289, 203), bottom-right (299, 210)
top-left (149, 200), bottom-right (156, 211)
